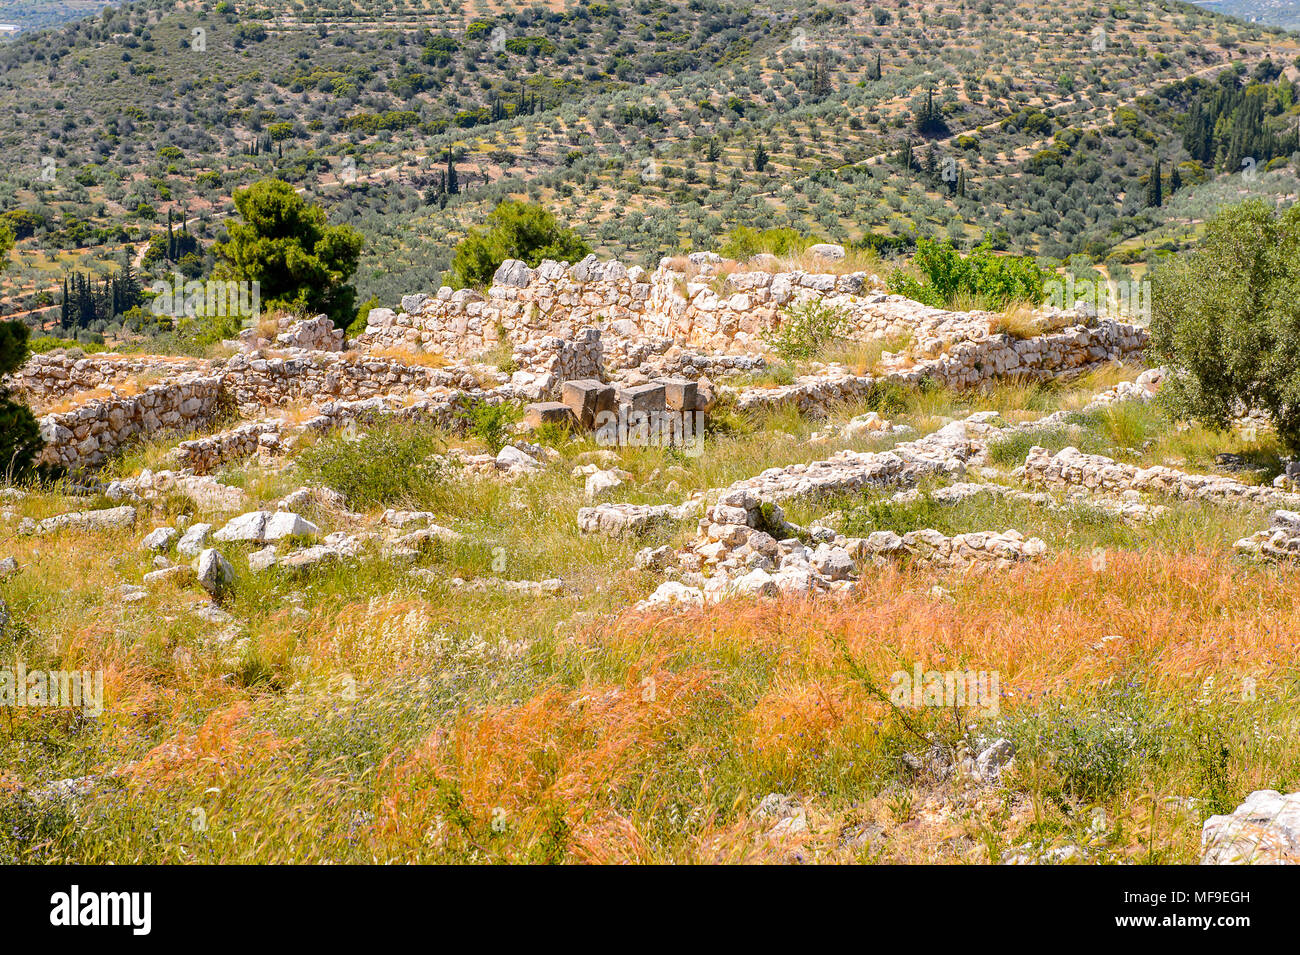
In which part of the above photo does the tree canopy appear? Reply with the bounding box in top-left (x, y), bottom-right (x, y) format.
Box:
top-left (450, 200), bottom-right (590, 289)
top-left (1151, 200), bottom-right (1300, 452)
top-left (215, 179), bottom-right (364, 326)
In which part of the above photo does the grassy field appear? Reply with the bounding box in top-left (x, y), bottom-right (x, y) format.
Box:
top-left (3, 367), bottom-right (1297, 863)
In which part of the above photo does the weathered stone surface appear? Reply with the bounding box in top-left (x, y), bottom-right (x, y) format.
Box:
top-left (524, 402), bottom-right (576, 430)
top-left (1202, 790), bottom-right (1300, 864)
top-left (660, 378), bottom-right (698, 411)
top-left (34, 506), bottom-right (136, 536)
top-left (213, 511), bottom-right (320, 543)
top-left (619, 382), bottom-right (667, 414)
top-left (194, 548), bottom-right (234, 596)
top-left (141, 526), bottom-right (178, 551)
top-left (561, 378), bottom-right (616, 429)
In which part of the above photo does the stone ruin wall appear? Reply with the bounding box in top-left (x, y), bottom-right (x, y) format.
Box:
top-left (36, 374), bottom-right (225, 472)
top-left (353, 253), bottom-right (1016, 360)
top-left (8, 257), bottom-right (1152, 473)
top-left (9, 353), bottom-right (211, 410)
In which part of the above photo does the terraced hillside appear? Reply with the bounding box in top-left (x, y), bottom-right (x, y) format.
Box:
top-left (4, 0), bottom-right (1300, 340)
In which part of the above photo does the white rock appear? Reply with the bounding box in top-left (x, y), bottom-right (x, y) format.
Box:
top-left (1202, 790), bottom-right (1300, 864)
top-left (141, 526), bottom-right (178, 551)
top-left (585, 469), bottom-right (624, 499)
top-left (176, 523), bottom-right (213, 556)
top-left (495, 445), bottom-right (539, 470)
top-left (194, 548), bottom-right (234, 596)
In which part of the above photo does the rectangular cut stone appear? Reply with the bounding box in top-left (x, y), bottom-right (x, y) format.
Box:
top-left (561, 378), bottom-right (616, 429)
top-left (619, 383), bottom-right (667, 414)
top-left (524, 402), bottom-right (576, 430)
top-left (660, 378), bottom-right (697, 411)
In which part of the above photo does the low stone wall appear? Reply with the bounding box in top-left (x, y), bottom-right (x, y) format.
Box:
top-left (1234, 509), bottom-right (1300, 560)
top-left (215, 351), bottom-right (504, 412)
top-left (171, 421), bottom-right (283, 475)
top-left (1023, 445), bottom-right (1300, 509)
top-left (7, 353), bottom-right (210, 410)
top-left (37, 374), bottom-right (224, 472)
top-left (729, 321), bottom-right (1147, 416)
top-left (354, 254), bottom-right (1020, 358)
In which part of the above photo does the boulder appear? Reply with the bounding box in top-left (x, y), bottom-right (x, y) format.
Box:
top-left (194, 548), bottom-right (234, 596)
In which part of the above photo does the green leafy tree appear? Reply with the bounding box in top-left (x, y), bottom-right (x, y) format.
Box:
top-left (450, 201), bottom-right (590, 289)
top-left (1150, 200), bottom-right (1300, 453)
top-left (215, 179), bottom-right (364, 326)
top-left (0, 317), bottom-right (42, 482)
top-left (888, 238), bottom-right (1045, 308)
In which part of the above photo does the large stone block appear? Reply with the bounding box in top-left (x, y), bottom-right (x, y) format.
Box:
top-left (659, 378), bottom-right (698, 411)
top-left (524, 402), bottom-right (576, 430)
top-left (561, 378), bottom-right (616, 429)
top-left (618, 383), bottom-right (667, 415)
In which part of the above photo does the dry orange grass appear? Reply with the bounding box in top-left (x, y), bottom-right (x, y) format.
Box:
top-left (351, 549), bottom-right (1300, 861)
top-left (375, 668), bottom-right (719, 861)
top-left (128, 703), bottom-right (289, 787)
top-left (588, 548), bottom-right (1298, 709)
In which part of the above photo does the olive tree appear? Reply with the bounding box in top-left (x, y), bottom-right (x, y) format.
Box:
top-left (1150, 200), bottom-right (1300, 453)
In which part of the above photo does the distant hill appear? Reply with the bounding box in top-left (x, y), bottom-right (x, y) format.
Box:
top-left (0, 0), bottom-right (114, 36)
top-left (4, 0), bottom-right (1300, 340)
top-left (1195, 0), bottom-right (1300, 31)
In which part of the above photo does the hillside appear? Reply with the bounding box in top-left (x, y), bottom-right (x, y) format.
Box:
top-left (3, 244), bottom-right (1299, 866)
top-left (1198, 0), bottom-right (1300, 30)
top-left (3, 0), bottom-right (1300, 342)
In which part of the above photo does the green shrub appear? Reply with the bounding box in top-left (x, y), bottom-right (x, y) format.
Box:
top-left (717, 226), bottom-right (810, 259)
top-left (28, 336), bottom-right (109, 355)
top-left (467, 399), bottom-right (523, 453)
top-left (889, 238), bottom-right (1046, 309)
top-left (1150, 200), bottom-right (1300, 453)
top-left (296, 418), bottom-right (448, 508)
top-left (766, 299), bottom-right (850, 363)
top-left (0, 321), bottom-right (41, 482)
top-left (450, 200), bottom-right (590, 289)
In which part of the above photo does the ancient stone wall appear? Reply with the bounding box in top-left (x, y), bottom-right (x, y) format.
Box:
top-left (1023, 445), bottom-right (1300, 509)
top-left (37, 374), bottom-right (224, 472)
top-left (8, 353), bottom-right (210, 410)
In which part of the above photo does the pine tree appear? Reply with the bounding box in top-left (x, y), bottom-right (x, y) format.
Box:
top-left (753, 140), bottom-right (769, 172)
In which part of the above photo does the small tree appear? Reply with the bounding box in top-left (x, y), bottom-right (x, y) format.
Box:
top-left (215, 179), bottom-right (364, 327)
top-left (450, 200), bottom-right (590, 289)
top-left (0, 319), bottom-right (42, 482)
top-left (1150, 200), bottom-right (1300, 453)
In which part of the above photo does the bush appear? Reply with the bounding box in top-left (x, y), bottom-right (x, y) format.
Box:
top-left (467, 399), bottom-right (523, 453)
top-left (296, 418), bottom-right (447, 508)
top-left (766, 299), bottom-right (849, 363)
top-left (450, 201), bottom-right (590, 289)
top-left (0, 321), bottom-right (41, 482)
top-left (889, 238), bottom-right (1045, 309)
top-left (1150, 201), bottom-right (1300, 453)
